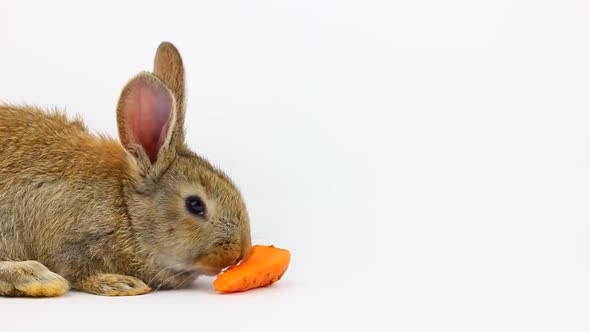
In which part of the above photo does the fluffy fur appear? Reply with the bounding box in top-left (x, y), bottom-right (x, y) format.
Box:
top-left (0, 42), bottom-right (251, 296)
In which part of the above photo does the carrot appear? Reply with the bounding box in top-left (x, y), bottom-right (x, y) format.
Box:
top-left (213, 245), bottom-right (291, 293)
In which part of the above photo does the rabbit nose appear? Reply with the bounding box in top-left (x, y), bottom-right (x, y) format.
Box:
top-left (231, 238), bottom-right (251, 265)
top-left (241, 230), bottom-right (252, 259)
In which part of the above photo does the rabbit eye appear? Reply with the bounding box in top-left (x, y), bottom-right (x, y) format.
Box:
top-left (185, 196), bottom-right (206, 216)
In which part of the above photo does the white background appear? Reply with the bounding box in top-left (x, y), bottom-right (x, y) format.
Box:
top-left (1, 0), bottom-right (589, 331)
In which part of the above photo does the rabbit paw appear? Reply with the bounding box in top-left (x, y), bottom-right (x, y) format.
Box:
top-left (0, 260), bottom-right (70, 297)
top-left (77, 273), bottom-right (151, 296)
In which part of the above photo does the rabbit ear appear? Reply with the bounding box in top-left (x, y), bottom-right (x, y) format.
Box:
top-left (153, 41), bottom-right (186, 145)
top-left (116, 72), bottom-right (176, 164)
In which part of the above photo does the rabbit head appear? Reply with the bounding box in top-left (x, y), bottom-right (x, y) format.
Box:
top-left (116, 42), bottom-right (251, 276)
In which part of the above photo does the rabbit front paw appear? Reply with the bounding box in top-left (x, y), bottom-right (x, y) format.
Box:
top-left (76, 273), bottom-right (151, 296)
top-left (0, 260), bottom-right (70, 297)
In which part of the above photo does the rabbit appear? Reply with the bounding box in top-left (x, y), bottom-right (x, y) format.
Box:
top-left (0, 41), bottom-right (252, 296)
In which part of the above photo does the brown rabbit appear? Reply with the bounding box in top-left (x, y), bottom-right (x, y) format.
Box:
top-left (0, 42), bottom-right (252, 296)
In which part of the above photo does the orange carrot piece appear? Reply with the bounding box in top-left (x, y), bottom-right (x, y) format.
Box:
top-left (213, 245), bottom-right (291, 293)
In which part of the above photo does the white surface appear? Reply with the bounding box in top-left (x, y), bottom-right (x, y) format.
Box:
top-left (1, 0), bottom-right (590, 331)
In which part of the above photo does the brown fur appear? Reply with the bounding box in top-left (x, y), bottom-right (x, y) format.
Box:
top-left (0, 42), bottom-right (251, 297)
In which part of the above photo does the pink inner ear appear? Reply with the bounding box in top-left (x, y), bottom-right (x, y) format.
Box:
top-left (125, 79), bottom-right (173, 163)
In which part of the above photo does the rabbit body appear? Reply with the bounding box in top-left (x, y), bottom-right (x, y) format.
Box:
top-left (0, 42), bottom-right (251, 296)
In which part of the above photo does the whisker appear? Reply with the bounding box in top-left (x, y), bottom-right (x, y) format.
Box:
top-left (147, 263), bottom-right (186, 287)
top-left (172, 273), bottom-right (194, 291)
top-left (156, 269), bottom-right (188, 291)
